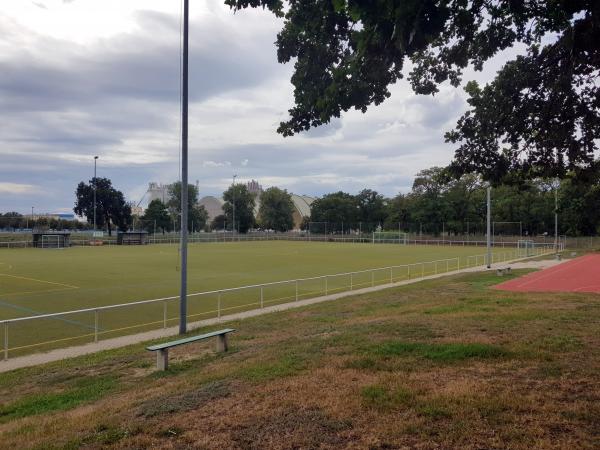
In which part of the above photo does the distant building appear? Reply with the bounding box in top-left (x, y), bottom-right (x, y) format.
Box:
top-left (147, 182), bottom-right (170, 204)
top-left (246, 179), bottom-right (262, 195)
top-left (198, 196), bottom-right (225, 222)
top-left (144, 180), bottom-right (313, 229)
top-left (198, 189), bottom-right (314, 229)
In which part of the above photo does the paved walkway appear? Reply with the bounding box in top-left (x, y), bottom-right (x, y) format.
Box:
top-left (0, 256), bottom-right (564, 373)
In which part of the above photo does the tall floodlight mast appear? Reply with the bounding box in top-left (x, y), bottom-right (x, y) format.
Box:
top-left (486, 186), bottom-right (492, 269)
top-left (93, 156), bottom-right (98, 232)
top-left (554, 179), bottom-right (559, 255)
top-left (179, 0), bottom-right (190, 335)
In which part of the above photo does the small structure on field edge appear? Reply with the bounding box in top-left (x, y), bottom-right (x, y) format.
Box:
top-left (32, 230), bottom-right (71, 248)
top-left (117, 231), bottom-right (149, 245)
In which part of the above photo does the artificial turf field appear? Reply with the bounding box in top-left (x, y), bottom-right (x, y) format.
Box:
top-left (0, 241), bottom-right (512, 356)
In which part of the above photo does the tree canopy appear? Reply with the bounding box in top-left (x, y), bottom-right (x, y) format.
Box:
top-left (258, 187), bottom-right (295, 231)
top-left (305, 169), bottom-right (600, 236)
top-left (226, 0), bottom-right (599, 180)
top-left (141, 199), bottom-right (171, 233)
top-left (74, 177), bottom-right (131, 235)
top-left (223, 184), bottom-right (256, 233)
top-left (167, 182), bottom-right (209, 232)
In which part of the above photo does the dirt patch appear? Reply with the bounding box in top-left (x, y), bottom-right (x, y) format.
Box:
top-left (137, 380), bottom-right (231, 418)
top-left (230, 405), bottom-right (353, 450)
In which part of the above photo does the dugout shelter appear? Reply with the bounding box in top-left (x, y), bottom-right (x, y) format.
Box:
top-left (32, 230), bottom-right (71, 248)
top-left (117, 231), bottom-right (149, 245)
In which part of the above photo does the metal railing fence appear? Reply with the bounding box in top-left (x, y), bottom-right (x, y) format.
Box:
top-left (0, 245), bottom-right (556, 360)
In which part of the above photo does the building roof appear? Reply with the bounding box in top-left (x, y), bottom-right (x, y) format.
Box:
top-left (198, 192), bottom-right (315, 226)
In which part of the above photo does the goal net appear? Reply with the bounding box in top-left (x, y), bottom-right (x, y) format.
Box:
top-left (517, 240), bottom-right (557, 257)
top-left (41, 234), bottom-right (65, 249)
top-left (372, 231), bottom-right (408, 245)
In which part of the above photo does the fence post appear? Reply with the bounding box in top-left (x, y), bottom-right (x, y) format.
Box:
top-left (325, 276), bottom-right (328, 295)
top-left (3, 322), bottom-right (7, 361)
top-left (390, 267), bottom-right (393, 283)
top-left (163, 301), bottom-right (167, 328)
top-left (260, 287), bottom-right (264, 308)
top-left (350, 273), bottom-right (353, 290)
top-left (408, 265), bottom-right (410, 279)
top-left (94, 310), bottom-right (99, 343)
top-left (218, 293), bottom-right (221, 318)
top-left (422, 263), bottom-right (425, 277)
top-left (295, 280), bottom-right (299, 301)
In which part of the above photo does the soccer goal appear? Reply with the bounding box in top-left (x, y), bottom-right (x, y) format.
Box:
top-left (517, 239), bottom-right (535, 257)
top-left (372, 231), bottom-right (408, 245)
top-left (40, 234), bottom-right (65, 249)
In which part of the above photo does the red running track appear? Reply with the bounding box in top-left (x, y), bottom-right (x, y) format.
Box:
top-left (494, 253), bottom-right (600, 294)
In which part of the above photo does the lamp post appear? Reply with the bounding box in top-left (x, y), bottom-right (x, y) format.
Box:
top-left (232, 174), bottom-right (237, 235)
top-left (486, 186), bottom-right (492, 268)
top-left (179, 0), bottom-right (190, 335)
top-left (554, 179), bottom-right (559, 255)
top-left (93, 156), bottom-right (98, 232)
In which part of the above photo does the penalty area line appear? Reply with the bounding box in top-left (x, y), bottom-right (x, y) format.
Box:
top-left (0, 273), bottom-right (79, 290)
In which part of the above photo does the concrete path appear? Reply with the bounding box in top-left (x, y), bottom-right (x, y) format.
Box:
top-left (0, 257), bottom-right (564, 373)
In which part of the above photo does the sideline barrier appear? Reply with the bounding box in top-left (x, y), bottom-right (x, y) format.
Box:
top-left (0, 246), bottom-right (555, 360)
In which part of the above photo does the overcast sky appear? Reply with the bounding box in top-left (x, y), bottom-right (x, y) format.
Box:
top-left (1, 0), bottom-right (510, 214)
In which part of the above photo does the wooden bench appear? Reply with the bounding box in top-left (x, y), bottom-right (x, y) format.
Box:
top-left (496, 267), bottom-right (512, 276)
top-left (146, 328), bottom-right (235, 371)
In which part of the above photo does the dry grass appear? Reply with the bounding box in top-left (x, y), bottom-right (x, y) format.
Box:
top-left (0, 269), bottom-right (599, 449)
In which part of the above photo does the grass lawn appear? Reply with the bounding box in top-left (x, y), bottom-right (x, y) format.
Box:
top-left (0, 269), bottom-right (597, 449)
top-left (0, 241), bottom-right (514, 355)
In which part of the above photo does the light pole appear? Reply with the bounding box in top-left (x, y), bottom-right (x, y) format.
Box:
top-left (179, 0), bottom-right (190, 335)
top-left (554, 179), bottom-right (559, 255)
top-left (486, 186), bottom-right (492, 268)
top-left (93, 156), bottom-right (98, 232)
top-left (232, 174), bottom-right (237, 235)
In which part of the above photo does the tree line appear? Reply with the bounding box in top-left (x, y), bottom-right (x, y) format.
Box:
top-left (140, 183), bottom-right (296, 234)
top-left (4, 167), bottom-right (598, 237)
top-left (308, 168), bottom-right (600, 237)
top-left (0, 213), bottom-right (88, 232)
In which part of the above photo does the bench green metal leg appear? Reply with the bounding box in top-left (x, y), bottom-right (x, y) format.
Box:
top-left (157, 348), bottom-right (169, 371)
top-left (216, 334), bottom-right (228, 352)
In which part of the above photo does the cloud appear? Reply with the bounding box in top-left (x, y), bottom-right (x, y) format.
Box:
top-left (0, 182), bottom-right (38, 194)
top-left (0, 0), bottom-right (509, 213)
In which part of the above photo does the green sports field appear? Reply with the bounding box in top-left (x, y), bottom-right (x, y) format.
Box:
top-left (0, 241), bottom-right (512, 356)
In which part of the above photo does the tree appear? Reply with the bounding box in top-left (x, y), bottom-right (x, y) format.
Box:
top-left (0, 212), bottom-right (24, 230)
top-left (356, 189), bottom-right (387, 232)
top-left (556, 170), bottom-right (600, 236)
top-left (167, 182), bottom-right (209, 232)
top-left (226, 1), bottom-right (599, 180)
top-left (210, 214), bottom-right (227, 231)
top-left (74, 177), bottom-right (131, 236)
top-left (310, 191), bottom-right (358, 233)
top-left (299, 216), bottom-right (311, 231)
top-left (141, 199), bottom-right (171, 234)
top-left (223, 184), bottom-right (256, 233)
top-left (258, 187), bottom-right (295, 231)
top-left (384, 194), bottom-right (412, 231)
top-left (410, 168), bottom-right (453, 235)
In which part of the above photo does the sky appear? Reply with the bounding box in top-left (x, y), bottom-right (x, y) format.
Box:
top-left (1, 0), bottom-right (511, 214)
